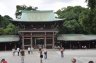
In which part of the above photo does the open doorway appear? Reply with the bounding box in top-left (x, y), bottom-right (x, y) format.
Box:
top-left (33, 38), bottom-right (44, 48)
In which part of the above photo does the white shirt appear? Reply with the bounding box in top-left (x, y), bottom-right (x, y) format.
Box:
top-left (28, 47), bottom-right (31, 51)
top-left (17, 48), bottom-right (20, 52)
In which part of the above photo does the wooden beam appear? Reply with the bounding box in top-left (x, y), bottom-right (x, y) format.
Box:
top-left (44, 32), bottom-right (46, 48)
top-left (31, 33), bottom-right (33, 48)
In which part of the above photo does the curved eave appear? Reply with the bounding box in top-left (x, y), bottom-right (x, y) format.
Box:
top-left (57, 39), bottom-right (96, 42)
top-left (11, 19), bottom-right (64, 23)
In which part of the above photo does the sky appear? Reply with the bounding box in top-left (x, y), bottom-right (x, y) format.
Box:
top-left (0, 0), bottom-right (87, 19)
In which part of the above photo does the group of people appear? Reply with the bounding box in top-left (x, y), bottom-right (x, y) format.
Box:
top-left (39, 47), bottom-right (64, 59)
top-left (0, 59), bottom-right (7, 63)
top-left (39, 47), bottom-right (47, 59)
top-left (12, 47), bottom-right (34, 56)
top-left (12, 47), bottom-right (20, 56)
top-left (2, 47), bottom-right (95, 63)
top-left (71, 58), bottom-right (94, 63)
top-left (27, 47), bottom-right (34, 54)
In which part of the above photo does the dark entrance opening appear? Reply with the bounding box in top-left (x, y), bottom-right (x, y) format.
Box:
top-left (90, 41), bottom-right (96, 48)
top-left (0, 43), bottom-right (5, 51)
top-left (61, 41), bottom-right (70, 49)
top-left (33, 38), bottom-right (44, 48)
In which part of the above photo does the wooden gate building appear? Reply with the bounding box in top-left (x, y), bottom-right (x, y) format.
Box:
top-left (12, 10), bottom-right (63, 49)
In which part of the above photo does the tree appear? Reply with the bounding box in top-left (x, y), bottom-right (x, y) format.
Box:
top-left (0, 14), bottom-right (18, 35)
top-left (0, 15), bottom-right (12, 28)
top-left (86, 0), bottom-right (96, 10)
top-left (56, 6), bottom-right (87, 34)
top-left (83, 0), bottom-right (96, 34)
top-left (15, 5), bottom-right (38, 18)
top-left (3, 23), bottom-right (17, 35)
top-left (0, 28), bottom-right (3, 35)
top-left (78, 8), bottom-right (89, 34)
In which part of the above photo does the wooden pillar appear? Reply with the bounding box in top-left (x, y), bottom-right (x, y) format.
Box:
top-left (5, 43), bottom-right (6, 51)
top-left (78, 41), bottom-right (81, 49)
top-left (70, 41), bottom-right (71, 49)
top-left (24, 25), bottom-right (25, 30)
top-left (89, 41), bottom-right (90, 49)
top-left (31, 33), bottom-right (33, 48)
top-left (44, 32), bottom-right (46, 48)
top-left (22, 35), bottom-right (24, 50)
top-left (15, 44), bottom-right (16, 49)
top-left (35, 38), bottom-right (36, 47)
top-left (61, 41), bottom-right (62, 47)
top-left (52, 32), bottom-right (55, 48)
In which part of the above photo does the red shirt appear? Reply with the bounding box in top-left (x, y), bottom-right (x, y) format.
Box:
top-left (2, 61), bottom-right (7, 63)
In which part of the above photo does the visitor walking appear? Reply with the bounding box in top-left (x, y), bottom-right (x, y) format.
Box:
top-left (43, 48), bottom-right (47, 59)
top-left (40, 48), bottom-right (43, 63)
top-left (28, 47), bottom-right (31, 54)
top-left (30, 47), bottom-right (34, 54)
top-left (20, 49), bottom-right (25, 63)
top-left (39, 46), bottom-right (42, 52)
top-left (17, 47), bottom-right (20, 56)
top-left (12, 48), bottom-right (16, 56)
top-left (60, 47), bottom-right (64, 57)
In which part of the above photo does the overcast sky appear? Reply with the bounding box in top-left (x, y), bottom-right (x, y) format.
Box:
top-left (0, 0), bottom-right (87, 19)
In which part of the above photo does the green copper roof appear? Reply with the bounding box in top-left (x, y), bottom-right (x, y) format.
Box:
top-left (16, 10), bottom-right (63, 22)
top-left (0, 35), bottom-right (19, 42)
top-left (57, 34), bottom-right (96, 41)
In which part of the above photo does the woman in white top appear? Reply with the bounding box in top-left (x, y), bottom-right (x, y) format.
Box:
top-left (17, 48), bottom-right (20, 56)
top-left (28, 47), bottom-right (31, 54)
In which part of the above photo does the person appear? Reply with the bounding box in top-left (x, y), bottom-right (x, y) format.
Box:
top-left (28, 47), bottom-right (31, 54)
top-left (72, 58), bottom-right (76, 63)
top-left (17, 47), bottom-right (20, 56)
top-left (1, 59), bottom-right (8, 63)
top-left (20, 49), bottom-right (25, 63)
top-left (30, 47), bottom-right (34, 54)
top-left (88, 61), bottom-right (94, 63)
top-left (43, 48), bottom-right (47, 59)
top-left (12, 48), bottom-right (16, 56)
top-left (39, 46), bottom-right (42, 52)
top-left (60, 47), bottom-right (64, 57)
top-left (40, 49), bottom-right (43, 63)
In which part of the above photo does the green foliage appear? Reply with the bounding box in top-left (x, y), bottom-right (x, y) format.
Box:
top-left (56, 6), bottom-right (87, 34)
top-left (0, 15), bottom-right (17, 35)
top-left (0, 15), bottom-right (12, 28)
top-left (0, 28), bottom-right (4, 35)
top-left (3, 23), bottom-right (17, 35)
top-left (86, 0), bottom-right (96, 10)
top-left (81, 9), bottom-right (96, 34)
top-left (57, 2), bottom-right (96, 34)
top-left (84, 0), bottom-right (96, 34)
top-left (15, 5), bottom-right (38, 18)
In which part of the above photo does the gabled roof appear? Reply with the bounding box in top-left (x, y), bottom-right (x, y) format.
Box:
top-left (14, 10), bottom-right (63, 22)
top-left (0, 35), bottom-right (20, 42)
top-left (57, 34), bottom-right (96, 41)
